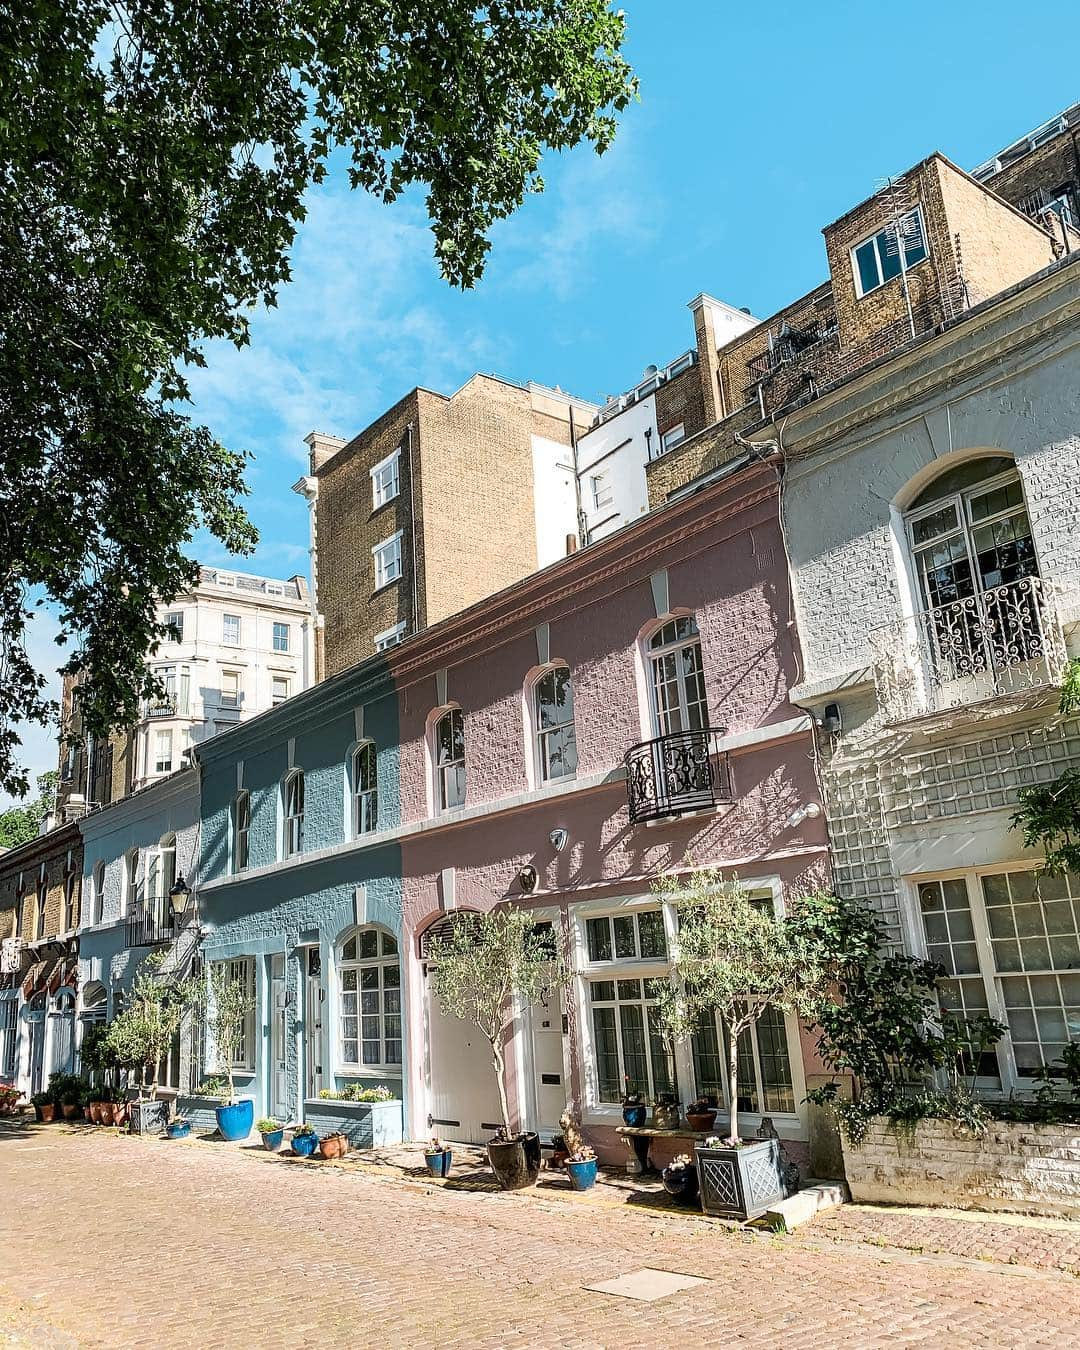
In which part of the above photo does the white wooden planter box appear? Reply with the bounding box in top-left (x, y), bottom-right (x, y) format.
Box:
top-left (841, 1116), bottom-right (1080, 1219)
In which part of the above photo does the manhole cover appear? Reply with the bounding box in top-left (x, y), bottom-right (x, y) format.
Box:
top-left (584, 1267), bottom-right (709, 1302)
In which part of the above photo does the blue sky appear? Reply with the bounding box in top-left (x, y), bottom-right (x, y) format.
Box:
top-left (10, 2), bottom-right (1080, 803)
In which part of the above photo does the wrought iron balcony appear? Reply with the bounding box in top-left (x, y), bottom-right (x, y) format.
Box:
top-left (871, 576), bottom-right (1066, 723)
top-left (624, 727), bottom-right (733, 824)
top-left (126, 904), bottom-right (175, 948)
top-left (144, 695), bottom-right (188, 719)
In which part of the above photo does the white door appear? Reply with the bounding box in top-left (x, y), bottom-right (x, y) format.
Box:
top-left (270, 954), bottom-right (287, 1119)
top-left (529, 993), bottom-right (567, 1138)
top-left (27, 1005), bottom-right (46, 1095)
top-left (49, 994), bottom-right (76, 1076)
top-left (304, 949), bottom-right (324, 1101)
top-left (426, 967), bottom-right (502, 1143)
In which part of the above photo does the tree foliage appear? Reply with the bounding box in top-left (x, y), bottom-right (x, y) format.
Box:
top-left (206, 962), bottom-right (256, 1105)
top-left (0, 771), bottom-right (57, 849)
top-left (652, 872), bottom-right (819, 1145)
top-left (104, 949), bottom-right (203, 1099)
top-left (0, 1), bottom-right (636, 795)
top-left (427, 908), bottom-right (565, 1133)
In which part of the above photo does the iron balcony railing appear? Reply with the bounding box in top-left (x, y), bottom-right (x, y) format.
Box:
top-left (144, 695), bottom-right (188, 719)
top-left (624, 727), bottom-right (733, 824)
top-left (871, 576), bottom-right (1066, 722)
top-left (126, 903), bottom-right (175, 948)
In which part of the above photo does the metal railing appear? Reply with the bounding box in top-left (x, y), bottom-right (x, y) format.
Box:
top-left (745, 321), bottom-right (837, 382)
top-left (871, 576), bottom-right (1066, 722)
top-left (624, 727), bottom-right (732, 824)
top-left (126, 904), bottom-right (175, 948)
top-left (144, 695), bottom-right (188, 719)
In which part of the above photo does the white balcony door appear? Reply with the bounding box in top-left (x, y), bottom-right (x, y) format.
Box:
top-left (303, 949), bottom-right (324, 1101)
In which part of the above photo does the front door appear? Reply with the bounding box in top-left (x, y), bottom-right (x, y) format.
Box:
top-left (529, 992), bottom-right (567, 1138)
top-left (304, 948), bottom-right (324, 1101)
top-left (48, 993), bottom-right (76, 1076)
top-left (426, 966), bottom-right (502, 1143)
top-left (27, 998), bottom-right (46, 1095)
top-left (270, 954), bottom-right (287, 1119)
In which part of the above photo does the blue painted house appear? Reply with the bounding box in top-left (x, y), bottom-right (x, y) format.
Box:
top-left (194, 654), bottom-right (405, 1145)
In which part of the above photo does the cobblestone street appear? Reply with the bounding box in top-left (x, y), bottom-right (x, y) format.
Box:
top-left (1, 1122), bottom-right (1078, 1348)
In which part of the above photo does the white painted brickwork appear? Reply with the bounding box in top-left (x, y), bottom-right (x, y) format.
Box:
top-left (842, 1118), bottom-right (1080, 1218)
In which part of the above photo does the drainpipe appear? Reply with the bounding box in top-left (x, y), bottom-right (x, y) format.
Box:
top-left (568, 407), bottom-right (586, 551)
top-left (406, 423), bottom-right (420, 633)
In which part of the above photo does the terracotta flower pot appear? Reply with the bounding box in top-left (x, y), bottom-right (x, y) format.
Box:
top-left (319, 1131), bottom-right (349, 1160)
top-left (61, 1102), bottom-right (81, 1120)
top-left (111, 1102), bottom-right (129, 1127)
top-left (686, 1110), bottom-right (717, 1132)
top-left (39, 1102), bottom-right (56, 1123)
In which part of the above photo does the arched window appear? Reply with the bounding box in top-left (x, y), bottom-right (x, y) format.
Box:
top-left (282, 770), bottom-right (305, 858)
top-left (62, 851), bottom-right (77, 933)
top-left (350, 743), bottom-right (378, 837)
top-left (434, 709), bottom-right (465, 812)
top-left (904, 456), bottom-right (1043, 678)
top-left (145, 834), bottom-right (176, 928)
top-left (123, 849), bottom-right (139, 917)
top-left (533, 665), bottom-right (577, 784)
top-left (647, 615), bottom-right (709, 735)
top-left (232, 790), bottom-right (250, 873)
top-left (91, 860), bottom-right (105, 925)
top-left (338, 928), bottom-right (401, 1069)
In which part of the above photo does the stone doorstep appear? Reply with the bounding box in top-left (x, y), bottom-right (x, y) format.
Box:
top-left (760, 1182), bottom-right (850, 1234)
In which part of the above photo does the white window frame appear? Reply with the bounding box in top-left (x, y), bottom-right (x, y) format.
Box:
top-left (34, 867), bottom-right (47, 941)
top-left (220, 669), bottom-right (240, 708)
top-left (851, 205), bottom-right (928, 298)
top-left (271, 676), bottom-right (290, 707)
top-left (91, 860), bottom-right (105, 925)
top-left (211, 958), bottom-right (256, 1072)
top-left (904, 864), bottom-right (1080, 1094)
top-left (222, 612), bottom-right (241, 646)
top-left (371, 449), bottom-right (401, 509)
top-left (372, 532), bottom-right (403, 590)
top-left (122, 849), bottom-right (140, 918)
top-left (153, 729), bottom-right (173, 775)
top-left (590, 472), bottom-right (613, 511)
top-left (571, 883), bottom-right (805, 1133)
top-left (143, 835), bottom-right (176, 929)
top-left (350, 742), bottom-right (378, 838)
top-left (164, 610), bottom-right (184, 642)
top-left (282, 769), bottom-right (305, 859)
top-left (531, 665), bottom-right (578, 786)
top-left (433, 707), bottom-right (466, 813)
top-left (374, 621), bottom-right (406, 652)
top-left (272, 622), bottom-right (290, 653)
top-left (62, 852), bottom-right (76, 933)
top-left (336, 927), bottom-right (401, 1072)
top-left (646, 615), bottom-right (710, 737)
top-left (232, 790), bottom-right (250, 873)
top-left (661, 423), bottom-right (686, 452)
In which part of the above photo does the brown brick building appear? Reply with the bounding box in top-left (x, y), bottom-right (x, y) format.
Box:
top-left (0, 820), bottom-right (82, 1094)
top-left (302, 374), bottom-right (595, 678)
top-left (646, 110), bottom-right (1078, 508)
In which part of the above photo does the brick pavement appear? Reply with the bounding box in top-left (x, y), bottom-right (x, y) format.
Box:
top-left (1, 1120), bottom-right (1078, 1349)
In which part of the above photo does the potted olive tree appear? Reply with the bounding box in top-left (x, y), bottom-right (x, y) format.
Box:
top-left (105, 951), bottom-right (202, 1134)
top-left (654, 871), bottom-right (818, 1220)
top-left (206, 963), bottom-right (257, 1142)
top-left (428, 908), bottom-right (566, 1190)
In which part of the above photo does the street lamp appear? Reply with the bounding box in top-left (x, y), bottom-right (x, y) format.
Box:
top-left (168, 875), bottom-right (192, 919)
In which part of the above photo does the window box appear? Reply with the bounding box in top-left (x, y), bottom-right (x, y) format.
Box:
top-left (840, 1117), bottom-right (1080, 1220)
top-left (302, 1096), bottom-right (403, 1150)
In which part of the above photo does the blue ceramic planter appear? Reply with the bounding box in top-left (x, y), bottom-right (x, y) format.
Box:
top-left (291, 1131), bottom-right (319, 1157)
top-left (166, 1121), bottom-right (191, 1140)
top-left (622, 1104), bottom-right (647, 1127)
top-left (215, 1098), bottom-right (254, 1142)
top-left (260, 1128), bottom-right (285, 1152)
top-left (424, 1149), bottom-right (452, 1178)
top-left (567, 1158), bottom-right (598, 1192)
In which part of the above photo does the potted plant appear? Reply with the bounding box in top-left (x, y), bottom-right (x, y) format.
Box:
top-left (80, 1021), bottom-right (121, 1123)
top-left (686, 1098), bottom-right (717, 1132)
top-left (60, 1086), bottom-right (83, 1120)
top-left (0, 1083), bottom-right (20, 1117)
top-left (661, 1152), bottom-right (699, 1206)
top-left (257, 1118), bottom-right (285, 1152)
top-left (166, 1116), bottom-right (192, 1139)
top-left (31, 1091), bottom-right (54, 1123)
top-left (621, 1081), bottom-right (647, 1128)
top-left (548, 1133), bottom-right (569, 1169)
top-left (105, 951), bottom-right (202, 1134)
top-left (290, 1122), bottom-right (319, 1157)
top-left (566, 1145), bottom-right (598, 1192)
top-left (424, 1137), bottom-right (452, 1178)
top-left (107, 1084), bottom-right (129, 1128)
top-left (654, 872), bottom-right (820, 1221)
top-left (427, 908), bottom-right (566, 1191)
top-left (206, 963), bottom-right (257, 1142)
top-left (651, 1092), bottom-right (679, 1130)
top-left (319, 1130), bottom-right (349, 1160)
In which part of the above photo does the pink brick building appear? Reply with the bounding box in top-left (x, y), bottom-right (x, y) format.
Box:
top-left (388, 458), bottom-right (828, 1166)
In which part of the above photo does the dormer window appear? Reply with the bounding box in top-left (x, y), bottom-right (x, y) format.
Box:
top-left (852, 207), bottom-right (927, 297)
